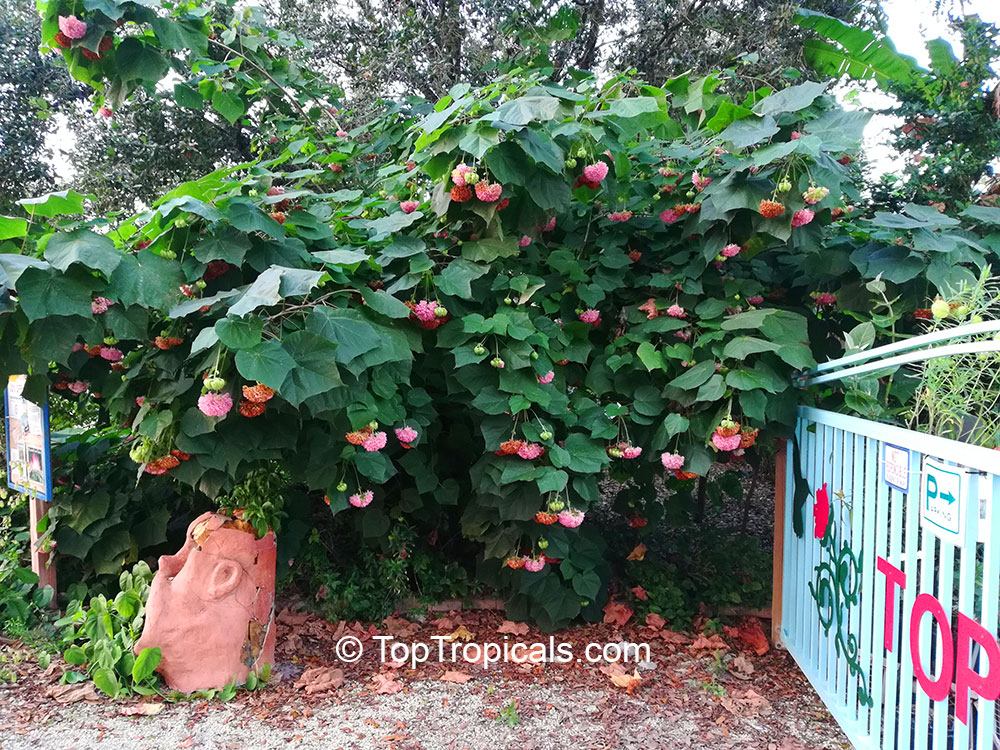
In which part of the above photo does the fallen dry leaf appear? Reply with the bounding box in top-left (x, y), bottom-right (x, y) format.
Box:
top-left (119, 703), bottom-right (164, 717)
top-left (645, 612), bottom-right (666, 631)
top-left (626, 543), bottom-right (646, 561)
top-left (433, 617), bottom-right (455, 631)
top-left (445, 625), bottom-right (476, 642)
top-left (689, 634), bottom-right (728, 651)
top-left (730, 654), bottom-right (755, 680)
top-left (372, 672), bottom-right (404, 694)
top-left (659, 630), bottom-right (692, 645)
top-left (721, 688), bottom-right (772, 718)
top-left (602, 601), bottom-right (633, 627)
top-left (497, 620), bottom-right (530, 636)
top-left (609, 668), bottom-right (642, 694)
top-left (631, 585), bottom-right (648, 601)
top-left (383, 616), bottom-right (419, 638)
top-left (45, 682), bottom-right (100, 704)
top-left (440, 670), bottom-right (472, 683)
top-left (294, 667), bottom-right (345, 694)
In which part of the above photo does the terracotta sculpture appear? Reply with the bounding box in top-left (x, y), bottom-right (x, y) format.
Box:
top-left (135, 512), bottom-right (276, 693)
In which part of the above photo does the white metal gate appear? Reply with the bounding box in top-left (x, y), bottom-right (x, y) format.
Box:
top-left (779, 406), bottom-right (1000, 749)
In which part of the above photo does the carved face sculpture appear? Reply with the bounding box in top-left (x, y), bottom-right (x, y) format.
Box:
top-left (135, 512), bottom-right (276, 693)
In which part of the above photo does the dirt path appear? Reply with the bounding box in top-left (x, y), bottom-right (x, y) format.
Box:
top-left (0, 609), bottom-right (850, 750)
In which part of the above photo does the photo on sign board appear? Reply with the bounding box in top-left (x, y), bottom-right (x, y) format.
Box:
top-left (27, 447), bottom-right (44, 484)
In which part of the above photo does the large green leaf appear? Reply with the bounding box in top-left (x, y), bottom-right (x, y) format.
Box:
top-left (0, 216), bottom-right (28, 240)
top-left (484, 96), bottom-right (560, 126)
top-left (279, 331), bottom-right (343, 405)
top-left (306, 307), bottom-right (380, 364)
top-left (718, 115), bottom-right (778, 148)
top-left (436, 259), bottom-right (488, 300)
top-left (192, 228), bottom-right (250, 265)
top-left (116, 37), bottom-right (168, 82)
top-left (215, 317), bottom-right (263, 349)
top-left (223, 200), bottom-right (285, 239)
top-left (235, 340), bottom-right (296, 391)
top-left (668, 360), bottom-right (716, 390)
top-left (793, 10), bottom-right (919, 84)
top-left (462, 238), bottom-right (519, 263)
top-left (106, 250), bottom-right (184, 311)
top-left (753, 80), bottom-right (829, 116)
top-left (44, 229), bottom-right (123, 277)
top-left (15, 267), bottom-right (95, 321)
top-left (17, 189), bottom-right (91, 218)
top-left (360, 288), bottom-right (411, 318)
top-left (228, 268), bottom-right (282, 317)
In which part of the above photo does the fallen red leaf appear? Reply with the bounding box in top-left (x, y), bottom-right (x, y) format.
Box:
top-left (602, 601), bottom-right (633, 627)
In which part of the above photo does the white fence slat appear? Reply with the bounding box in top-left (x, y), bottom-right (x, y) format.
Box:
top-left (977, 476), bottom-right (1000, 750)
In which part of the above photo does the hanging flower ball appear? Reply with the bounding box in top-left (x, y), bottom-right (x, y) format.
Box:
top-left (660, 452), bottom-right (685, 470)
top-left (518, 235), bottom-right (532, 247)
top-left (721, 244), bottom-right (741, 258)
top-left (579, 309), bottom-right (600, 325)
top-left (759, 199), bottom-right (785, 218)
top-left (242, 383), bottom-right (275, 402)
top-left (349, 490), bottom-right (374, 508)
top-left (622, 446), bottom-right (642, 459)
top-left (538, 371), bottom-right (555, 384)
top-left (238, 400), bottom-right (266, 418)
top-left (362, 431), bottom-right (388, 452)
top-left (608, 211), bottom-right (632, 222)
top-left (692, 171), bottom-right (712, 189)
top-left (582, 162), bottom-right (609, 183)
top-left (395, 426), bottom-right (418, 443)
top-left (198, 392), bottom-right (233, 417)
top-left (99, 346), bottom-right (123, 362)
top-left (791, 208), bottom-right (815, 228)
top-left (451, 163), bottom-right (472, 186)
top-left (91, 297), bottom-right (114, 314)
top-left (400, 200), bottom-right (419, 213)
top-left (666, 304), bottom-right (686, 319)
top-left (58, 15), bottom-right (88, 39)
top-left (802, 185), bottom-right (830, 205)
top-left (517, 443), bottom-right (545, 460)
top-left (524, 558), bottom-right (546, 572)
top-left (67, 381), bottom-right (88, 394)
top-left (712, 433), bottom-right (742, 451)
top-left (558, 509), bottom-right (586, 528)
top-left (474, 181), bottom-right (503, 202)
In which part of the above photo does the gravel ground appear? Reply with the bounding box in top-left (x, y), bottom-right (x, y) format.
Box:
top-left (0, 674), bottom-right (846, 750)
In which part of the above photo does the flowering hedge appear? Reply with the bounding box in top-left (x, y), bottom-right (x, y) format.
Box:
top-left (3, 0), bottom-right (995, 626)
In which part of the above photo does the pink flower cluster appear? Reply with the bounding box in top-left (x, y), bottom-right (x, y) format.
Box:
top-left (712, 433), bottom-right (742, 451)
top-left (812, 292), bottom-right (837, 308)
top-left (475, 181), bottom-right (502, 202)
top-left (336, 129), bottom-right (348, 138)
top-left (362, 431), bottom-right (388, 452)
top-left (660, 207), bottom-right (683, 224)
top-left (558, 509), bottom-right (585, 528)
top-left (667, 304), bottom-right (686, 319)
top-left (198, 392), bottom-right (233, 417)
top-left (541, 217), bottom-right (556, 232)
top-left (660, 452), bottom-right (685, 470)
top-left (747, 295), bottom-right (764, 305)
top-left (68, 381), bottom-right (88, 394)
top-left (518, 235), bottom-right (532, 247)
top-left (58, 15), bottom-right (87, 39)
top-left (582, 162), bottom-right (609, 183)
top-left (791, 209), bottom-right (815, 228)
top-left (720, 244), bottom-right (741, 258)
top-left (524, 558), bottom-right (546, 572)
top-left (349, 490), bottom-right (374, 508)
top-left (451, 163), bottom-right (473, 186)
top-left (412, 300), bottom-right (439, 321)
top-left (400, 200), bottom-right (419, 213)
top-left (692, 171), bottom-right (712, 189)
top-left (395, 426), bottom-right (418, 443)
top-left (538, 370), bottom-right (554, 384)
top-left (674, 329), bottom-right (691, 341)
top-left (579, 309), bottom-right (600, 325)
top-left (517, 443), bottom-right (545, 460)
top-left (99, 346), bottom-right (122, 362)
top-left (608, 211), bottom-right (632, 222)
top-left (622, 445), bottom-right (642, 459)
top-left (91, 297), bottom-right (114, 314)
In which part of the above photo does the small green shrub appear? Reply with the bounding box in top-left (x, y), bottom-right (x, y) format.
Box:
top-left (55, 561), bottom-right (162, 697)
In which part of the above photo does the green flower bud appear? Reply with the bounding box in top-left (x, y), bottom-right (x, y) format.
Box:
top-left (931, 299), bottom-right (951, 320)
top-left (539, 430), bottom-right (553, 441)
top-left (473, 345), bottom-right (487, 356)
top-left (565, 157), bottom-right (577, 169)
top-left (537, 538), bottom-right (549, 550)
top-left (530, 351), bottom-right (538, 360)
top-left (196, 280), bottom-right (207, 290)
top-left (435, 305), bottom-right (448, 318)
top-left (336, 481), bottom-right (348, 492)
top-left (777, 179), bottom-right (792, 193)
